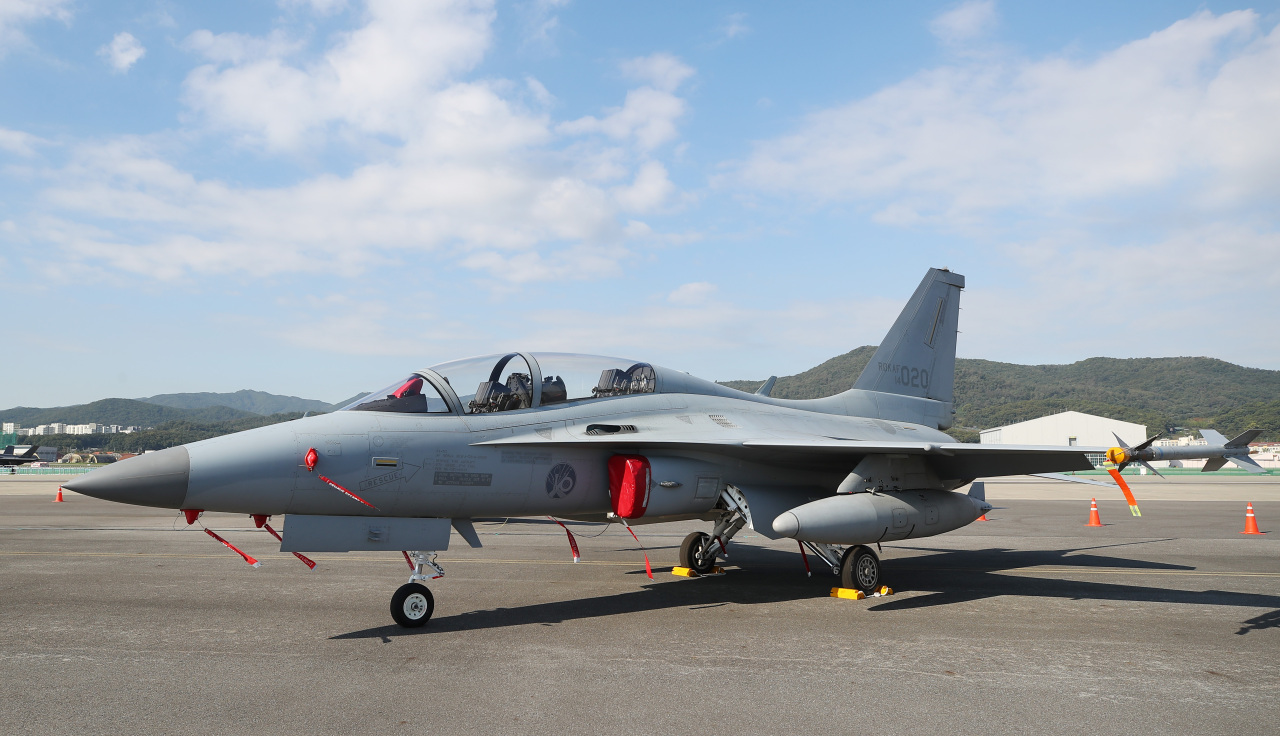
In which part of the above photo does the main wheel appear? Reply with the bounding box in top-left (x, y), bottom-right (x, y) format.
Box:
top-left (679, 532), bottom-right (717, 575)
top-left (840, 545), bottom-right (881, 593)
top-left (390, 582), bottom-right (435, 627)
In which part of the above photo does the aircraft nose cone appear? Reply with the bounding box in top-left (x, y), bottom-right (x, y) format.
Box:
top-left (63, 446), bottom-right (190, 509)
top-left (772, 511), bottom-right (800, 538)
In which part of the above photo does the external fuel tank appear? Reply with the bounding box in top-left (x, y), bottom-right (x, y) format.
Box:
top-left (771, 489), bottom-right (989, 545)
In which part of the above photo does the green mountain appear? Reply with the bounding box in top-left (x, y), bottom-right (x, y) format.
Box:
top-left (722, 348), bottom-right (1280, 441)
top-left (45, 412), bottom-right (306, 454)
top-left (139, 390), bottom-right (335, 416)
top-left (0, 398), bottom-right (256, 428)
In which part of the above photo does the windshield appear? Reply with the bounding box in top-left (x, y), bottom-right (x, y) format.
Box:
top-left (341, 374), bottom-right (450, 413)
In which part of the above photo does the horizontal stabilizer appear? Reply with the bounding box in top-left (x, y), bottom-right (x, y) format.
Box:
top-left (1227, 456), bottom-right (1267, 474)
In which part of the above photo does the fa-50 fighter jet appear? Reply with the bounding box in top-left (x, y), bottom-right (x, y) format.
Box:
top-left (66, 268), bottom-right (1100, 627)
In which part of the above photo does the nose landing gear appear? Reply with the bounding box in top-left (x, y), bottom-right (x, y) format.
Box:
top-left (391, 550), bottom-right (444, 628)
top-left (840, 545), bottom-right (881, 594)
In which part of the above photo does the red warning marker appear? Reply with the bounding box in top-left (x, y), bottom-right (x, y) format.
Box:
top-left (304, 447), bottom-right (318, 472)
top-left (205, 528), bottom-right (260, 568)
top-left (621, 521), bottom-right (653, 580)
top-left (548, 517), bottom-right (581, 562)
top-left (251, 514), bottom-right (316, 569)
top-left (182, 509), bottom-right (203, 525)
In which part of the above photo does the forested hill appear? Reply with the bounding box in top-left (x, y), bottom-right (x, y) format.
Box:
top-left (721, 348), bottom-right (1280, 440)
top-left (139, 389), bottom-right (334, 416)
top-left (0, 398), bottom-right (257, 427)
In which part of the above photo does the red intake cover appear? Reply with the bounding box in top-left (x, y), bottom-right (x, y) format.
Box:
top-left (608, 455), bottom-right (651, 519)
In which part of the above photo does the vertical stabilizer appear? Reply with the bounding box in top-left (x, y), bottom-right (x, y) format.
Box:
top-left (853, 268), bottom-right (964, 404)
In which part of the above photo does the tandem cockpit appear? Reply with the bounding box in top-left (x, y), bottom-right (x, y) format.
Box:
top-left (341, 353), bottom-right (658, 415)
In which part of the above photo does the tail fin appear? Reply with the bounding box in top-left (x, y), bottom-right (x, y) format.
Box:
top-left (1226, 429), bottom-right (1262, 448)
top-left (1, 446), bottom-right (13, 456)
top-left (21, 445), bottom-right (39, 457)
top-left (853, 268), bottom-right (964, 404)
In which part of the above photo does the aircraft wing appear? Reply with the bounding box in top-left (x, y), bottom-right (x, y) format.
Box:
top-left (473, 433), bottom-right (1096, 478)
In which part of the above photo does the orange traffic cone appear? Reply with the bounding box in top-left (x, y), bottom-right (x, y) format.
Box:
top-left (1085, 498), bottom-right (1103, 527)
top-left (977, 513), bottom-right (988, 521)
top-left (53, 487), bottom-right (64, 503)
top-left (1242, 503), bottom-right (1263, 535)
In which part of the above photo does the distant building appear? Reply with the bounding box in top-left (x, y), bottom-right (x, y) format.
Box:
top-left (1, 422), bottom-right (15, 434)
top-left (980, 411), bottom-right (1146, 464)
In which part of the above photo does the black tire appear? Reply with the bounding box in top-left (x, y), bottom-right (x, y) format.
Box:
top-left (840, 545), bottom-right (881, 593)
top-left (390, 583), bottom-right (434, 627)
top-left (679, 531), bottom-right (717, 575)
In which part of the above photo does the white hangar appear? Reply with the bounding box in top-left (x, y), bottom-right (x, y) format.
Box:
top-left (979, 411), bottom-right (1146, 450)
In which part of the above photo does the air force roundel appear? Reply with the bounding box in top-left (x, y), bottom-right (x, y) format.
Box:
top-left (545, 463), bottom-right (577, 499)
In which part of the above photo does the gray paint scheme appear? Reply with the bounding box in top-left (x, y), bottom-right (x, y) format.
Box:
top-left (63, 268), bottom-right (1096, 564)
top-left (280, 515), bottom-right (451, 553)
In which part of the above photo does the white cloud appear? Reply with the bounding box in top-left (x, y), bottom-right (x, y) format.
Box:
top-left (612, 160), bottom-right (675, 213)
top-left (667, 281), bottom-right (716, 305)
top-left (720, 13), bottom-right (749, 41)
top-left (516, 0), bottom-right (570, 54)
top-left (184, 29), bottom-right (305, 65)
top-left (25, 4), bottom-right (698, 287)
top-left (0, 0), bottom-right (72, 56)
top-left (99, 31), bottom-right (146, 73)
top-left (0, 126), bottom-right (42, 156)
top-left (959, 223), bottom-right (1280, 367)
top-left (620, 52), bottom-right (694, 93)
top-left (734, 10), bottom-right (1280, 222)
top-left (559, 54), bottom-right (693, 152)
top-left (183, 0), bottom-right (498, 149)
top-left (279, 0), bottom-right (350, 15)
top-left (930, 0), bottom-right (997, 45)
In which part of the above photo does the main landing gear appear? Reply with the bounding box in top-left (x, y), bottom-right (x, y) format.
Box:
top-left (678, 486), bottom-right (751, 574)
top-left (800, 541), bottom-right (882, 594)
top-left (391, 551), bottom-right (444, 628)
top-left (682, 485), bottom-right (888, 595)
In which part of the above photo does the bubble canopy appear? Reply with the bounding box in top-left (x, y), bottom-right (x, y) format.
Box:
top-left (341, 353), bottom-right (657, 415)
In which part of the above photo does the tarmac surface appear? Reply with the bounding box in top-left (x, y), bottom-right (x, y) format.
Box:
top-left (2, 477), bottom-right (1278, 735)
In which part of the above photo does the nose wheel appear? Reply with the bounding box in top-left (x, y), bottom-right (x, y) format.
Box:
top-left (390, 583), bottom-right (434, 627)
top-left (840, 545), bottom-right (881, 593)
top-left (391, 550), bottom-right (444, 627)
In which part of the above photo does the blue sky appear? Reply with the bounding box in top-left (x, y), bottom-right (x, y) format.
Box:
top-left (3, 0), bottom-right (1279, 408)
